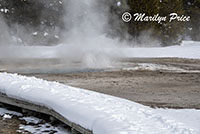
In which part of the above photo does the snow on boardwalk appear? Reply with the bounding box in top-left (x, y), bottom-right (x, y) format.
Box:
top-left (0, 73), bottom-right (200, 134)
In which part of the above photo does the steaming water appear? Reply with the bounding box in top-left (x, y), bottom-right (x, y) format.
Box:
top-left (0, 0), bottom-right (125, 70)
top-left (0, 58), bottom-right (106, 74)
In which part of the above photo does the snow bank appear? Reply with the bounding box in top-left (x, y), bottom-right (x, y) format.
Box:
top-left (122, 41), bottom-right (200, 59)
top-left (0, 73), bottom-right (200, 134)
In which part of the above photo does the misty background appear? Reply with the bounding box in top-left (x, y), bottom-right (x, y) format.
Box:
top-left (0, 0), bottom-right (199, 68)
top-left (0, 0), bottom-right (200, 46)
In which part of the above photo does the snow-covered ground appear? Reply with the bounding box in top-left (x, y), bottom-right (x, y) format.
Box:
top-left (0, 41), bottom-right (200, 59)
top-left (0, 73), bottom-right (200, 134)
top-left (122, 41), bottom-right (200, 59)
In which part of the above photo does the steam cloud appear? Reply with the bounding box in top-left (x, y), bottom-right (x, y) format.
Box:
top-left (59, 0), bottom-right (123, 67)
top-left (0, 0), bottom-right (125, 68)
top-left (0, 0), bottom-right (159, 69)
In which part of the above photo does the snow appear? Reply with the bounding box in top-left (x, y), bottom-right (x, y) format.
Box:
top-left (32, 32), bottom-right (38, 36)
top-left (18, 123), bottom-right (68, 134)
top-left (0, 107), bottom-right (68, 134)
top-left (122, 63), bottom-right (200, 73)
top-left (122, 41), bottom-right (200, 59)
top-left (59, 1), bottom-right (63, 5)
top-left (2, 114), bottom-right (12, 120)
top-left (19, 116), bottom-right (69, 134)
top-left (156, 109), bottom-right (200, 133)
top-left (117, 1), bottom-right (121, 6)
top-left (0, 8), bottom-right (9, 13)
top-left (55, 35), bottom-right (59, 39)
top-left (0, 41), bottom-right (200, 59)
top-left (20, 116), bottom-right (42, 124)
top-left (0, 73), bottom-right (200, 134)
top-left (44, 32), bottom-right (49, 37)
top-left (0, 107), bottom-right (22, 116)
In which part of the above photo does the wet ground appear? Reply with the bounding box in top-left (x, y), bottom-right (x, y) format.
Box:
top-left (0, 116), bottom-right (21, 134)
top-left (20, 58), bottom-right (200, 109)
top-left (31, 69), bottom-right (200, 109)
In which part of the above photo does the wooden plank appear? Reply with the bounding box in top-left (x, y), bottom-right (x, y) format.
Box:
top-left (0, 93), bottom-right (92, 134)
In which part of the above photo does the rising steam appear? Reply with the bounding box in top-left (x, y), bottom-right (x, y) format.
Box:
top-left (0, 0), bottom-right (159, 69)
top-left (0, 0), bottom-right (126, 68)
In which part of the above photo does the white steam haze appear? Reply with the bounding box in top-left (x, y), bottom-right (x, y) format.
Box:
top-left (58, 0), bottom-right (123, 67)
top-left (0, 0), bottom-right (161, 69)
top-left (0, 0), bottom-right (129, 68)
top-left (0, 15), bottom-right (15, 46)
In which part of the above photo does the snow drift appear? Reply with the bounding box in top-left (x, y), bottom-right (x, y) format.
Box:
top-left (0, 72), bottom-right (199, 134)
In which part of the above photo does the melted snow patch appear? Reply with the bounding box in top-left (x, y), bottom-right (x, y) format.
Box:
top-left (20, 116), bottom-right (42, 124)
top-left (0, 107), bottom-right (69, 134)
top-left (2, 114), bottom-right (12, 120)
top-left (17, 122), bottom-right (68, 134)
top-left (0, 107), bottom-right (22, 117)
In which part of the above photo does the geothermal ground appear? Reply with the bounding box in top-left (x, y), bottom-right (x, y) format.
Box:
top-left (0, 57), bottom-right (200, 133)
top-left (26, 58), bottom-right (200, 109)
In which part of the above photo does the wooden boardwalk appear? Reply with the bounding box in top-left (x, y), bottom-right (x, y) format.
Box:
top-left (0, 93), bottom-right (92, 134)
